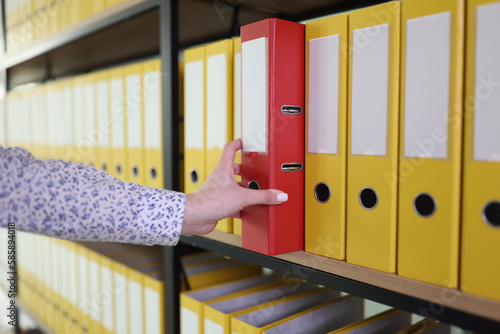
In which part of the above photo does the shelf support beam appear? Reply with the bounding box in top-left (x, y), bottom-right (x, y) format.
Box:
top-left (161, 0), bottom-right (180, 333)
top-left (160, 0), bottom-right (179, 193)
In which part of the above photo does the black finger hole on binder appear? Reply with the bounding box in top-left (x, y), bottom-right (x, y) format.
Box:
top-left (359, 187), bottom-right (378, 210)
top-left (102, 163), bottom-right (107, 172)
top-left (116, 165), bottom-right (122, 175)
top-left (191, 169), bottom-right (199, 184)
top-left (133, 166), bottom-right (139, 177)
top-left (151, 168), bottom-right (157, 179)
top-left (248, 180), bottom-right (260, 190)
top-left (483, 201), bottom-right (500, 228)
top-left (314, 182), bottom-right (331, 204)
top-left (413, 193), bottom-right (436, 218)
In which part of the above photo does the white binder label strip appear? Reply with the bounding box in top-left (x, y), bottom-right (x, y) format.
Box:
top-left (351, 24), bottom-right (389, 156)
top-left (184, 60), bottom-right (205, 150)
top-left (180, 307), bottom-right (199, 334)
top-left (97, 80), bottom-right (110, 147)
top-left (110, 78), bottom-right (125, 149)
top-left (234, 51), bottom-right (242, 139)
top-left (308, 34), bottom-right (340, 155)
top-left (126, 73), bottom-right (142, 149)
top-left (242, 36), bottom-right (268, 154)
top-left (145, 286), bottom-right (161, 334)
top-left (474, 2), bottom-right (500, 162)
top-left (144, 70), bottom-right (162, 150)
top-left (404, 12), bottom-right (451, 159)
top-left (207, 53), bottom-right (228, 149)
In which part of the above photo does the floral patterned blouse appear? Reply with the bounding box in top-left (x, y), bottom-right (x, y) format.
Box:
top-left (0, 146), bottom-right (184, 246)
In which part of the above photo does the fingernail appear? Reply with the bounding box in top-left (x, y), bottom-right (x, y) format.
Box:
top-left (276, 193), bottom-right (288, 202)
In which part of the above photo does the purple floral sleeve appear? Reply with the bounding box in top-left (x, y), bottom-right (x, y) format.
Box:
top-left (0, 146), bottom-right (184, 245)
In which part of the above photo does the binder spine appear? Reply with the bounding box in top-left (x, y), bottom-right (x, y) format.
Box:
top-left (241, 18), bottom-right (305, 255)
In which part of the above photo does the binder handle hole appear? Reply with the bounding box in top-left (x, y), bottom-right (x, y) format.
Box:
top-left (281, 105), bottom-right (303, 115)
top-left (314, 182), bottom-right (331, 203)
top-left (483, 201), bottom-right (500, 228)
top-left (190, 169), bottom-right (199, 184)
top-left (281, 163), bottom-right (303, 172)
top-left (359, 187), bottom-right (378, 210)
top-left (247, 180), bottom-right (260, 190)
top-left (102, 163), bottom-right (107, 172)
top-left (151, 168), bottom-right (157, 179)
top-left (413, 193), bottom-right (437, 218)
top-left (133, 166), bottom-right (139, 177)
top-left (116, 165), bottom-right (122, 175)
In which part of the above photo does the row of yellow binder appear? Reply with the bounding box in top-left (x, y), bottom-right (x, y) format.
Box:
top-left (180, 271), bottom-right (451, 334)
top-left (4, 0), bottom-right (128, 53)
top-left (303, 0), bottom-right (500, 302)
top-left (183, 37), bottom-right (242, 235)
top-left (3, 57), bottom-right (165, 189)
top-left (17, 233), bottom-right (166, 334)
top-left (16, 231), bottom-right (260, 334)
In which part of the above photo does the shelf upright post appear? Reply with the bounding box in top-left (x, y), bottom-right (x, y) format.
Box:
top-left (0, 0), bottom-right (6, 98)
top-left (160, 0), bottom-right (181, 333)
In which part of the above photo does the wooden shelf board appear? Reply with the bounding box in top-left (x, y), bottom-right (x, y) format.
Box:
top-left (196, 230), bottom-right (500, 323)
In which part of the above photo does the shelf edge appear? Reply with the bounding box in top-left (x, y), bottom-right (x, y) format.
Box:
top-left (181, 230), bottom-right (500, 324)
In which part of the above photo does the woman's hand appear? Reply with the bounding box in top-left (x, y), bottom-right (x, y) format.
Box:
top-left (181, 139), bottom-right (288, 235)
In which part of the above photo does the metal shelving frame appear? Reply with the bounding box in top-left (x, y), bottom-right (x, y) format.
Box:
top-left (1, 0), bottom-right (500, 333)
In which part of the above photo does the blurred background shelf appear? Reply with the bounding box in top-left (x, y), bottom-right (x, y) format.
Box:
top-left (2, 0), bottom-right (386, 89)
top-left (181, 231), bottom-right (500, 333)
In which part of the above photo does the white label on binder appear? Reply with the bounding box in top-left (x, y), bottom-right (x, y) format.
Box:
top-left (78, 251), bottom-right (89, 314)
top-left (89, 259), bottom-right (100, 322)
top-left (74, 85), bottom-right (85, 149)
top-left (351, 24), bottom-right (389, 156)
top-left (84, 83), bottom-right (96, 148)
top-left (234, 51), bottom-right (242, 140)
top-left (67, 247), bottom-right (78, 305)
top-left (204, 318), bottom-right (224, 334)
top-left (63, 87), bottom-right (73, 146)
top-left (180, 307), bottom-right (199, 334)
top-left (144, 70), bottom-right (161, 150)
top-left (115, 273), bottom-right (128, 334)
top-left (50, 241), bottom-right (59, 296)
top-left (242, 37), bottom-right (268, 153)
top-left (97, 80), bottom-right (109, 147)
top-left (49, 90), bottom-right (59, 148)
top-left (207, 53), bottom-right (228, 149)
top-left (185, 60), bottom-right (205, 150)
top-left (129, 279), bottom-right (143, 334)
top-left (404, 12), bottom-right (451, 159)
top-left (308, 34), bottom-right (340, 155)
top-left (0, 101), bottom-right (4, 145)
top-left (126, 73), bottom-right (142, 149)
top-left (101, 265), bottom-right (114, 331)
top-left (110, 77), bottom-right (125, 148)
top-left (145, 287), bottom-right (160, 334)
top-left (474, 3), bottom-right (500, 162)
top-left (30, 93), bottom-right (39, 146)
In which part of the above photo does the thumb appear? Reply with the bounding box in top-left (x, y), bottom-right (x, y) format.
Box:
top-left (240, 188), bottom-right (288, 207)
